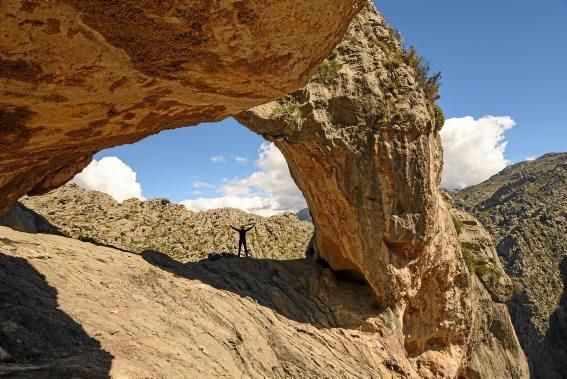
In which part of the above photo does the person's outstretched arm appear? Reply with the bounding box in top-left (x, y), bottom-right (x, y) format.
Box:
top-left (245, 224), bottom-right (255, 232)
top-left (229, 225), bottom-right (238, 231)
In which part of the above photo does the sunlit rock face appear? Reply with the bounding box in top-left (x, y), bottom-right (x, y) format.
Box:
top-left (0, 0), bottom-right (363, 214)
top-left (238, 3), bottom-right (529, 377)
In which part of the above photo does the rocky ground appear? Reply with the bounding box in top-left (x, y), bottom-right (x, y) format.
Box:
top-left (454, 152), bottom-right (567, 377)
top-left (15, 184), bottom-right (313, 262)
top-left (0, 225), bottom-right (443, 378)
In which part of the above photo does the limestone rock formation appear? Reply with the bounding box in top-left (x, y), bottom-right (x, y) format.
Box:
top-left (0, 0), bottom-right (363, 215)
top-left (455, 153), bottom-right (567, 377)
top-left (15, 184), bottom-right (313, 261)
top-left (238, 3), bottom-right (528, 376)
top-left (1, 0), bottom-right (531, 375)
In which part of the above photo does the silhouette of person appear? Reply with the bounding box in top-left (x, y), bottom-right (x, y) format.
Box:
top-left (229, 224), bottom-right (255, 257)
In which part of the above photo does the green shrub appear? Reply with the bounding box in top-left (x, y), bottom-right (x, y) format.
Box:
top-left (401, 46), bottom-right (442, 102)
top-left (452, 215), bottom-right (463, 235)
top-left (271, 99), bottom-right (300, 122)
top-left (316, 59), bottom-right (343, 85)
top-left (433, 103), bottom-right (445, 131)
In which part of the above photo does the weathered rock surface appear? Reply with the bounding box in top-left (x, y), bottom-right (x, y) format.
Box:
top-left (14, 183), bottom-right (313, 261)
top-left (238, 3), bottom-right (528, 376)
top-left (0, 226), bottom-right (448, 377)
top-left (455, 153), bottom-right (567, 377)
top-left (0, 0), bottom-right (363, 215)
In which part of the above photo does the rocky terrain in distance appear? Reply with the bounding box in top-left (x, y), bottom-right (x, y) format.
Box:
top-left (454, 152), bottom-right (567, 377)
top-left (17, 184), bottom-right (313, 262)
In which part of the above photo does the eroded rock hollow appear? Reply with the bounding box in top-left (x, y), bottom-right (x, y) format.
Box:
top-left (0, 0), bottom-right (363, 214)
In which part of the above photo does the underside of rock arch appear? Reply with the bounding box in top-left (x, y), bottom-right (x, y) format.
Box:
top-left (0, 0), bottom-right (362, 214)
top-left (1, 0), bottom-right (529, 377)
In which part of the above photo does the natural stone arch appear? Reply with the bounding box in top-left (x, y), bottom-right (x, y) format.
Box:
top-left (0, 0), bottom-right (529, 376)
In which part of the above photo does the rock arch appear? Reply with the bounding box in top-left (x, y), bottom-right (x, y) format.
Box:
top-left (0, 0), bottom-right (529, 376)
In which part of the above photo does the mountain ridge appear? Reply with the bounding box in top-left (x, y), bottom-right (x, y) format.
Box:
top-left (454, 152), bottom-right (567, 377)
top-left (18, 184), bottom-right (314, 262)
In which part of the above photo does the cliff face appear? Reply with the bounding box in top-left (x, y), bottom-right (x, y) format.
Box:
top-left (238, 3), bottom-right (528, 376)
top-left (0, 0), bottom-right (363, 215)
top-left (455, 153), bottom-right (567, 377)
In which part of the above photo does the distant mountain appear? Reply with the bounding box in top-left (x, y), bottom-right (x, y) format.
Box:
top-left (16, 184), bottom-right (313, 262)
top-left (296, 208), bottom-right (313, 223)
top-left (454, 153), bottom-right (567, 377)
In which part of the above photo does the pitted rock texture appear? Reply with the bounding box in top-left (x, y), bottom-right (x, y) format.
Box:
top-left (0, 0), bottom-right (363, 215)
top-left (238, 3), bottom-right (528, 376)
top-left (455, 153), bottom-right (567, 377)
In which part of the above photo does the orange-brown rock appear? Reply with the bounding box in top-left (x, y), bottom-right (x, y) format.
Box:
top-left (0, 0), bottom-right (363, 214)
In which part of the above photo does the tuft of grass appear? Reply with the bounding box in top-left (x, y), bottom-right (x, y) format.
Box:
top-left (451, 215), bottom-right (464, 236)
top-left (462, 247), bottom-right (477, 273)
top-left (315, 59), bottom-right (343, 85)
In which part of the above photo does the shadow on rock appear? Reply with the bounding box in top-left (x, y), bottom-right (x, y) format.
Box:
top-left (0, 252), bottom-right (113, 377)
top-left (0, 202), bottom-right (63, 236)
top-left (141, 250), bottom-right (382, 330)
top-left (537, 256), bottom-right (567, 378)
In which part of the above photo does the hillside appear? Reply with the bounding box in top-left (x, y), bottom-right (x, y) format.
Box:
top-left (454, 152), bottom-right (567, 377)
top-left (18, 184), bottom-right (313, 262)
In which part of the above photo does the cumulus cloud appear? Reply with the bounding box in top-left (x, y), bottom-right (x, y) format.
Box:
top-left (70, 157), bottom-right (145, 202)
top-left (181, 143), bottom-right (306, 216)
top-left (525, 156), bottom-right (536, 161)
top-left (440, 116), bottom-right (515, 189)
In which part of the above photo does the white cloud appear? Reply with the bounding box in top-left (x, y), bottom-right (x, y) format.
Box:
top-left (234, 156), bottom-right (248, 165)
top-left (193, 180), bottom-right (215, 189)
top-left (210, 155), bottom-right (225, 163)
top-left (440, 116), bottom-right (515, 189)
top-left (525, 156), bottom-right (536, 161)
top-left (70, 157), bottom-right (145, 202)
top-left (181, 143), bottom-right (306, 216)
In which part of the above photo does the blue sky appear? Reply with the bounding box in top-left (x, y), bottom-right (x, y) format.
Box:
top-left (87, 0), bottom-right (567, 210)
top-left (377, 0), bottom-right (567, 162)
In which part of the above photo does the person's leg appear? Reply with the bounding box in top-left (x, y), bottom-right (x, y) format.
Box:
top-left (238, 241), bottom-right (242, 257)
top-left (244, 240), bottom-right (248, 258)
